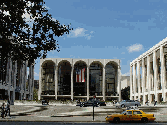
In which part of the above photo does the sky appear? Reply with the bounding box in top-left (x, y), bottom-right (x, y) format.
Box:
top-left (31, 0), bottom-right (167, 80)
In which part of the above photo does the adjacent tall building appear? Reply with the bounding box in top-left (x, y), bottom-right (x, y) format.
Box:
top-left (130, 37), bottom-right (167, 105)
top-left (0, 57), bottom-right (34, 104)
top-left (38, 58), bottom-right (121, 101)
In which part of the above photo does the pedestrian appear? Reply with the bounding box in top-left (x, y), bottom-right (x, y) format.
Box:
top-left (5, 97), bottom-right (10, 117)
top-left (1, 103), bottom-right (5, 118)
top-left (146, 100), bottom-right (149, 106)
top-left (154, 100), bottom-right (157, 106)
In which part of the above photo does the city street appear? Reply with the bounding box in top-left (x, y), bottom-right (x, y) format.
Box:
top-left (0, 122), bottom-right (167, 125)
top-left (1, 102), bottom-right (167, 123)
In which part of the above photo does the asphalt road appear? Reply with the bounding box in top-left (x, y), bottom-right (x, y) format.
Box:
top-left (0, 122), bottom-right (167, 125)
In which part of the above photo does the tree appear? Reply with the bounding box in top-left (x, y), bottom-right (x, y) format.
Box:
top-left (121, 86), bottom-right (130, 100)
top-left (0, 0), bottom-right (73, 66)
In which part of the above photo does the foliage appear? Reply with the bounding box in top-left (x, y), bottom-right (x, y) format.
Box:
top-left (121, 86), bottom-right (130, 100)
top-left (0, 0), bottom-right (73, 66)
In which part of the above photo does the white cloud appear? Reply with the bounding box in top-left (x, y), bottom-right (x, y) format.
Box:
top-left (34, 72), bottom-right (39, 76)
top-left (73, 28), bottom-right (84, 36)
top-left (27, 71), bottom-right (39, 77)
top-left (90, 31), bottom-right (94, 34)
top-left (67, 27), bottom-right (94, 40)
top-left (121, 52), bottom-right (125, 54)
top-left (122, 71), bottom-right (130, 76)
top-left (127, 43), bottom-right (143, 53)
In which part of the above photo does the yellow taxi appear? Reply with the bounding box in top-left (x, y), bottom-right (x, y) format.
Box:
top-left (105, 109), bottom-right (155, 123)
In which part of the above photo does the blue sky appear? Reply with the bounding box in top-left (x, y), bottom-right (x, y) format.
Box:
top-left (31, 0), bottom-right (167, 80)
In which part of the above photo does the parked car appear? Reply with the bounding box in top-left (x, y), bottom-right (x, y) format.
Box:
top-left (115, 100), bottom-right (141, 108)
top-left (105, 109), bottom-right (155, 123)
top-left (42, 99), bottom-right (49, 105)
top-left (76, 99), bottom-right (106, 107)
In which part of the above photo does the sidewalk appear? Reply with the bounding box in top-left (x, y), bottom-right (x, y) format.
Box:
top-left (1, 103), bottom-right (167, 123)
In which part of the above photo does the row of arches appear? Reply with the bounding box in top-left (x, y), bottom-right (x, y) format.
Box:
top-left (40, 60), bottom-right (119, 99)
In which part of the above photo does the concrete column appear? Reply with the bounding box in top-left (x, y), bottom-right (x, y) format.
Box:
top-left (133, 63), bottom-right (136, 100)
top-left (38, 62), bottom-right (42, 100)
top-left (20, 62), bottom-right (23, 100)
top-left (29, 64), bottom-right (33, 100)
top-left (32, 64), bottom-right (34, 100)
top-left (13, 60), bottom-right (17, 104)
top-left (24, 61), bottom-right (27, 99)
top-left (54, 65), bottom-right (58, 100)
top-left (22, 61), bottom-right (25, 94)
top-left (87, 66), bottom-right (89, 101)
top-left (29, 64), bottom-right (31, 100)
top-left (142, 58), bottom-right (146, 105)
top-left (71, 65), bottom-right (74, 100)
top-left (9, 58), bottom-right (12, 88)
top-left (117, 65), bottom-right (121, 102)
top-left (153, 50), bottom-right (158, 102)
top-left (147, 55), bottom-right (151, 104)
top-left (103, 67), bottom-right (105, 101)
top-left (137, 60), bottom-right (141, 101)
top-left (130, 65), bottom-right (133, 100)
top-left (5, 57), bottom-right (9, 85)
top-left (160, 45), bottom-right (165, 102)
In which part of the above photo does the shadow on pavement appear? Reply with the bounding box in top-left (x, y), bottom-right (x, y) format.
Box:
top-left (11, 106), bottom-right (48, 116)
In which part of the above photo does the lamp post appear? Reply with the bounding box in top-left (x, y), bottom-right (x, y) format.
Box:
top-left (93, 95), bottom-right (96, 121)
top-left (0, 46), bottom-right (2, 85)
top-left (93, 98), bottom-right (94, 121)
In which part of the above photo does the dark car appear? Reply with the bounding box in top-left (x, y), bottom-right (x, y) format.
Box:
top-left (42, 99), bottom-right (49, 105)
top-left (76, 99), bottom-right (106, 107)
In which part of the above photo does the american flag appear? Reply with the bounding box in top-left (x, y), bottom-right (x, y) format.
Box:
top-left (76, 68), bottom-right (85, 82)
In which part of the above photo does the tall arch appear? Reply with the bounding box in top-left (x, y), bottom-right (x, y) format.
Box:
top-left (57, 60), bottom-right (71, 95)
top-left (105, 61), bottom-right (118, 100)
top-left (89, 61), bottom-right (103, 96)
top-left (73, 60), bottom-right (87, 96)
top-left (41, 60), bottom-right (55, 95)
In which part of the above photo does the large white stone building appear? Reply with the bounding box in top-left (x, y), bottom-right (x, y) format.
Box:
top-left (130, 37), bottom-right (167, 105)
top-left (38, 58), bottom-right (121, 101)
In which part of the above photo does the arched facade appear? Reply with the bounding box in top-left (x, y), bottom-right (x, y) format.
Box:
top-left (41, 60), bottom-right (55, 98)
top-left (38, 58), bottom-right (121, 101)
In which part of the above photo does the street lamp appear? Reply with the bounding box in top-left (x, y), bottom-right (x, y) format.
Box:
top-left (93, 95), bottom-right (96, 121)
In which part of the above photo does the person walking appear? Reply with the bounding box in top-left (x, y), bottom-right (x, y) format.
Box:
top-left (1, 103), bottom-right (5, 118)
top-left (154, 100), bottom-right (157, 106)
top-left (5, 97), bottom-right (10, 117)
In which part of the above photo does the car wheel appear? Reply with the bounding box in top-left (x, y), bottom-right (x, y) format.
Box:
top-left (80, 104), bottom-right (83, 107)
top-left (113, 117), bottom-right (120, 123)
top-left (83, 103), bottom-right (85, 107)
top-left (121, 104), bottom-right (125, 108)
top-left (141, 118), bottom-right (148, 123)
top-left (96, 103), bottom-right (100, 107)
top-left (135, 104), bottom-right (138, 107)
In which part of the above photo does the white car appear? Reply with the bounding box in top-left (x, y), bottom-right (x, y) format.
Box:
top-left (115, 100), bottom-right (141, 108)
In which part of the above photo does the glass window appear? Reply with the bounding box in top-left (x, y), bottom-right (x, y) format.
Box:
top-left (121, 111), bottom-right (127, 114)
top-left (133, 111), bottom-right (142, 114)
top-left (127, 111), bottom-right (132, 115)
